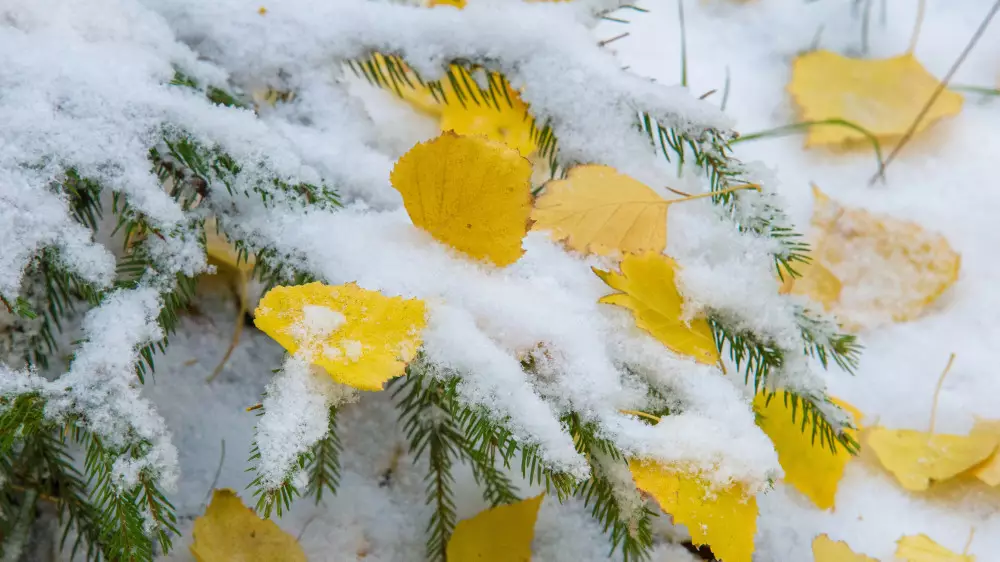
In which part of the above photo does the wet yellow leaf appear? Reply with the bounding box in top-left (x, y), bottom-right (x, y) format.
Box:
top-left (594, 252), bottom-right (719, 365)
top-left (788, 51), bottom-right (963, 147)
top-left (812, 534), bottom-right (878, 562)
top-left (190, 489), bottom-right (306, 562)
top-left (630, 461), bottom-right (756, 562)
top-left (446, 495), bottom-right (544, 561)
top-left (531, 165), bottom-right (667, 256)
top-left (796, 186), bottom-right (961, 329)
top-left (970, 419), bottom-right (1000, 486)
top-left (253, 282), bottom-right (426, 391)
top-left (390, 132), bottom-right (533, 267)
top-left (754, 393), bottom-right (861, 509)
top-left (896, 534), bottom-right (974, 561)
top-left (204, 217), bottom-right (254, 274)
top-left (867, 427), bottom-right (998, 491)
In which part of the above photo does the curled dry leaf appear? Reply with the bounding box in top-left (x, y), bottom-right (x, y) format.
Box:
top-left (754, 393), bottom-right (861, 510)
top-left (866, 428), bottom-right (998, 492)
top-left (446, 494), bottom-right (544, 561)
top-left (390, 132), bottom-right (533, 267)
top-left (788, 50), bottom-right (963, 147)
top-left (531, 165), bottom-right (668, 256)
top-left (190, 489), bottom-right (306, 562)
top-left (594, 252), bottom-right (719, 365)
top-left (784, 186), bottom-right (960, 329)
top-left (630, 460), bottom-right (757, 562)
top-left (812, 534), bottom-right (878, 562)
top-left (895, 533), bottom-right (975, 561)
top-left (253, 282), bottom-right (427, 391)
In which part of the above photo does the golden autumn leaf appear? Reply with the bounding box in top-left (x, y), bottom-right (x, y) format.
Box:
top-left (204, 217), bottom-right (254, 274)
top-left (754, 393), bottom-right (861, 509)
top-left (788, 186), bottom-right (961, 329)
top-left (630, 461), bottom-right (756, 562)
top-left (531, 165), bottom-right (667, 256)
top-left (446, 495), bottom-right (544, 561)
top-left (812, 534), bottom-right (878, 562)
top-left (190, 489), bottom-right (306, 562)
top-left (390, 132), bottom-right (533, 267)
top-left (896, 534), bottom-right (975, 562)
top-left (253, 282), bottom-right (426, 391)
top-left (866, 428), bottom-right (998, 491)
top-left (788, 51), bottom-right (963, 147)
top-left (778, 259), bottom-right (841, 312)
top-left (594, 252), bottom-right (719, 365)
top-left (969, 418), bottom-right (1000, 486)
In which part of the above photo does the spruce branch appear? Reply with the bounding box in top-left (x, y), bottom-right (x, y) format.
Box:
top-left (305, 406), bottom-right (343, 504)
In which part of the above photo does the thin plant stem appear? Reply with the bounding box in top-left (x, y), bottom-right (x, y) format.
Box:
top-left (734, 119), bottom-right (885, 176)
top-left (871, 0), bottom-right (1000, 184)
top-left (619, 409), bottom-right (661, 423)
top-left (928, 352), bottom-right (956, 434)
top-left (720, 66), bottom-right (731, 112)
top-left (963, 528), bottom-right (976, 556)
top-left (908, 0), bottom-right (927, 54)
top-left (678, 0), bottom-right (688, 87)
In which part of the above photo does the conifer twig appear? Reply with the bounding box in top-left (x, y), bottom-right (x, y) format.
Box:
top-left (870, 0), bottom-right (1000, 184)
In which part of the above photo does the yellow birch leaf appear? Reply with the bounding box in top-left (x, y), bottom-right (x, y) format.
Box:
top-left (754, 393), bottom-right (861, 509)
top-left (803, 186), bottom-right (960, 329)
top-left (896, 534), bottom-right (975, 562)
top-left (866, 427), bottom-right (998, 491)
top-left (253, 282), bottom-right (426, 391)
top-left (439, 68), bottom-right (537, 156)
top-left (204, 217), bottom-right (255, 274)
top-left (446, 494), bottom-right (544, 561)
top-left (969, 419), bottom-right (1000, 486)
top-left (531, 165), bottom-right (667, 256)
top-left (190, 489), bottom-right (306, 562)
top-left (812, 534), bottom-right (878, 562)
top-left (788, 51), bottom-right (963, 147)
top-left (390, 132), bottom-right (533, 267)
top-left (630, 461), bottom-right (756, 562)
top-left (594, 252), bottom-right (719, 365)
top-left (778, 259), bottom-right (841, 312)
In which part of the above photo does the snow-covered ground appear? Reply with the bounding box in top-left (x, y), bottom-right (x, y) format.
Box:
top-left (5, 0), bottom-right (999, 560)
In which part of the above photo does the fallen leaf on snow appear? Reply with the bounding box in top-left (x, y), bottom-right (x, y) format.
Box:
top-left (254, 282), bottom-right (426, 391)
top-left (446, 494), bottom-right (544, 561)
top-left (969, 418), bottom-right (1000, 486)
top-left (594, 252), bottom-right (719, 365)
top-left (630, 460), bottom-right (756, 562)
top-left (190, 489), bottom-right (306, 562)
top-left (391, 132), bottom-right (533, 267)
top-left (895, 533), bottom-right (975, 561)
top-left (787, 51), bottom-right (963, 147)
top-left (812, 534), bottom-right (878, 561)
top-left (867, 428), bottom-right (998, 492)
top-left (754, 392), bottom-right (861, 509)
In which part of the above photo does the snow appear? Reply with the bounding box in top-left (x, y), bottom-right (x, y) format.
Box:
top-left (0, 0), bottom-right (998, 559)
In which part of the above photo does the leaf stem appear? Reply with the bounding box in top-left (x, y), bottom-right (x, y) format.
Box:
top-left (619, 409), bottom-right (661, 423)
top-left (928, 352), bottom-right (956, 434)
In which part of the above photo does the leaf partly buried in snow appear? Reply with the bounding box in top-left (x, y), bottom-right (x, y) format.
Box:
top-left (630, 461), bottom-right (756, 562)
top-left (447, 494), bottom-right (544, 562)
top-left (787, 186), bottom-right (961, 329)
top-left (754, 393), bottom-right (861, 509)
top-left (594, 252), bottom-right (719, 365)
top-left (812, 534), bottom-right (878, 562)
top-left (254, 282), bottom-right (427, 391)
top-left (531, 165), bottom-right (668, 256)
top-left (895, 533), bottom-right (974, 561)
top-left (190, 489), bottom-right (306, 562)
top-left (204, 217), bottom-right (254, 274)
top-left (970, 419), bottom-right (1000, 486)
top-left (778, 259), bottom-right (841, 312)
top-left (866, 427), bottom-right (998, 491)
top-left (391, 132), bottom-right (533, 267)
top-left (788, 50), bottom-right (963, 147)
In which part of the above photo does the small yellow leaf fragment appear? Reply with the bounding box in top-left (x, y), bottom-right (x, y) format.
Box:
top-left (428, 0), bottom-right (466, 7)
top-left (204, 217), bottom-right (254, 274)
top-left (867, 427), bottom-right (998, 491)
top-left (754, 393), bottom-right (861, 509)
top-left (778, 259), bottom-right (841, 312)
top-left (629, 461), bottom-right (756, 562)
top-left (788, 51), bottom-right (963, 147)
top-left (446, 494), bottom-right (544, 562)
top-left (253, 282), bottom-right (427, 391)
top-left (257, 6), bottom-right (267, 15)
top-left (190, 489), bottom-right (306, 562)
top-left (812, 534), bottom-right (878, 562)
top-left (895, 533), bottom-right (975, 561)
top-left (594, 252), bottom-right (719, 365)
top-left (803, 186), bottom-right (960, 329)
top-left (531, 165), bottom-right (667, 256)
top-left (969, 419), bottom-right (1000, 486)
top-left (439, 69), bottom-right (537, 157)
top-left (390, 132), bottom-right (533, 267)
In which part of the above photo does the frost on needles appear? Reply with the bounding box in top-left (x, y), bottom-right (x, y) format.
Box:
top-left (0, 0), bottom-right (859, 560)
